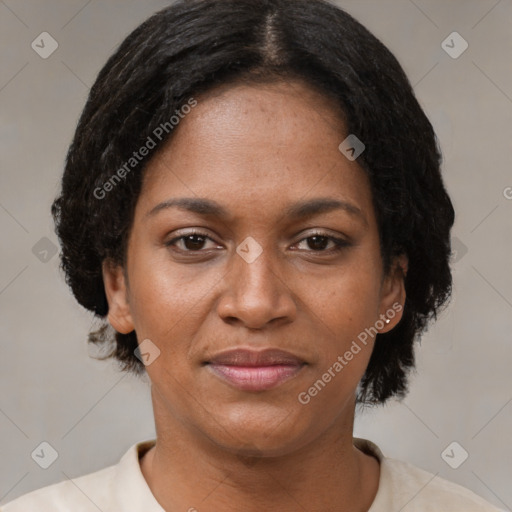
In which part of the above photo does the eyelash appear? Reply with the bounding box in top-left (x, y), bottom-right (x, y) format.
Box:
top-left (165, 230), bottom-right (350, 255)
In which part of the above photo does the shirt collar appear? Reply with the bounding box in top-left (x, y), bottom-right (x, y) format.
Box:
top-left (114, 437), bottom-right (390, 511)
top-left (112, 438), bottom-right (164, 511)
top-left (354, 436), bottom-right (392, 511)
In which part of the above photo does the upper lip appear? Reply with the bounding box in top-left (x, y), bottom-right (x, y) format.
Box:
top-left (206, 348), bottom-right (305, 367)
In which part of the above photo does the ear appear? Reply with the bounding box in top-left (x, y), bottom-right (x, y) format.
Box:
top-left (377, 253), bottom-right (408, 333)
top-left (101, 259), bottom-right (135, 334)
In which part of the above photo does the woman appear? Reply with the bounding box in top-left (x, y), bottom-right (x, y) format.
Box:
top-left (2, 0), bottom-right (503, 510)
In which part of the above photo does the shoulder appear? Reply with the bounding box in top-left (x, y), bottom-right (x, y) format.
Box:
top-left (0, 439), bottom-right (158, 512)
top-left (354, 437), bottom-right (504, 512)
top-left (382, 456), bottom-right (504, 511)
top-left (0, 464), bottom-right (117, 512)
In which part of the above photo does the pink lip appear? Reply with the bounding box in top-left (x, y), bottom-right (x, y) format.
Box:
top-left (205, 348), bottom-right (306, 391)
top-left (207, 363), bottom-right (304, 391)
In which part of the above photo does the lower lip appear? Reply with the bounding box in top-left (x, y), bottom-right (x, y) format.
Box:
top-left (207, 363), bottom-right (304, 391)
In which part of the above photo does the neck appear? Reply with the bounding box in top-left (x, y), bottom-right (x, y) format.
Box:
top-left (140, 389), bottom-right (380, 512)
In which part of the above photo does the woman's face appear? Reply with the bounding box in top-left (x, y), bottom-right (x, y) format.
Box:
top-left (103, 80), bottom-right (406, 456)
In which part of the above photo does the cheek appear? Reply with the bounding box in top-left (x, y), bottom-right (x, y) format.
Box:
top-left (125, 247), bottom-right (222, 343)
top-left (312, 257), bottom-right (382, 341)
top-left (298, 270), bottom-right (380, 410)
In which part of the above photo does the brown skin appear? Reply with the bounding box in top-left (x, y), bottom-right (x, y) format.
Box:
top-left (103, 80), bottom-right (407, 511)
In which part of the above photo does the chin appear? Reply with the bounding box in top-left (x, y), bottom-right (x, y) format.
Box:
top-left (203, 405), bottom-right (313, 457)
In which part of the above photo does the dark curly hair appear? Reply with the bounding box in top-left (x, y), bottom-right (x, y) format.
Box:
top-left (51, 0), bottom-right (455, 405)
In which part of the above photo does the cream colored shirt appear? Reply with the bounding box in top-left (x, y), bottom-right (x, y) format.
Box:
top-left (1, 437), bottom-right (504, 511)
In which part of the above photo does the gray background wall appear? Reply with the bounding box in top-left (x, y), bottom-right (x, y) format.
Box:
top-left (0, 0), bottom-right (511, 508)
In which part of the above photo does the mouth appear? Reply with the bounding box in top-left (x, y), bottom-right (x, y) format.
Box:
top-left (204, 348), bottom-right (306, 392)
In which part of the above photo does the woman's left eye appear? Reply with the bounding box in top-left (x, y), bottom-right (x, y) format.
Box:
top-left (294, 234), bottom-right (349, 252)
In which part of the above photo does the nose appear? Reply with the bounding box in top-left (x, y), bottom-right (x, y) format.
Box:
top-left (216, 244), bottom-right (297, 330)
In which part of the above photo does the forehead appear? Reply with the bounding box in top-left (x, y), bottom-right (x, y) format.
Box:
top-left (138, 80), bottom-right (373, 222)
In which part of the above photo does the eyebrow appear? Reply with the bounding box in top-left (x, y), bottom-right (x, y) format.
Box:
top-left (146, 197), bottom-right (367, 225)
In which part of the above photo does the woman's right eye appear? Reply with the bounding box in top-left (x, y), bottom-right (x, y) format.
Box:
top-left (165, 232), bottom-right (220, 252)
